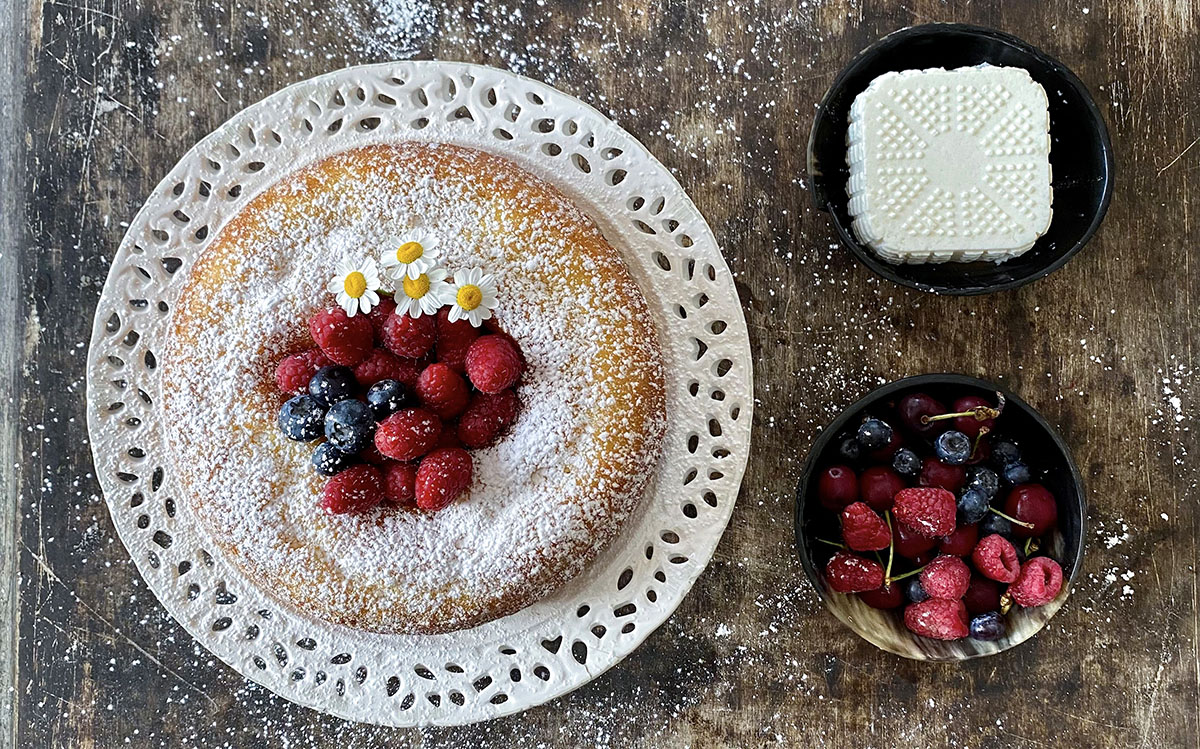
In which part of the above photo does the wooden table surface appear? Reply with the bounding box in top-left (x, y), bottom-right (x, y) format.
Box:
top-left (4, 0), bottom-right (1198, 745)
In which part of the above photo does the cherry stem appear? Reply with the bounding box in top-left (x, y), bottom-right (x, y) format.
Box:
top-left (887, 564), bottom-right (926, 585)
top-left (884, 511), bottom-right (895, 582)
top-left (815, 537), bottom-right (846, 550)
top-left (989, 506), bottom-right (1035, 529)
top-left (970, 427), bottom-right (990, 460)
top-left (923, 407), bottom-right (1001, 424)
top-left (1024, 537), bottom-right (1038, 556)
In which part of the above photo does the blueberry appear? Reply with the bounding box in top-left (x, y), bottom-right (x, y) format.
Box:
top-left (957, 488), bottom-right (990, 525)
top-left (312, 441), bottom-right (354, 476)
top-left (892, 447), bottom-right (922, 477)
top-left (934, 430), bottom-right (972, 465)
top-left (308, 365), bottom-right (357, 407)
top-left (965, 466), bottom-right (1000, 498)
top-left (980, 512), bottom-right (1013, 538)
top-left (836, 435), bottom-right (861, 463)
top-left (1002, 462), bottom-right (1032, 486)
top-left (856, 418), bottom-right (893, 451)
top-left (969, 611), bottom-right (1006, 641)
top-left (278, 395), bottom-right (325, 441)
top-left (366, 379), bottom-right (414, 421)
top-left (324, 399), bottom-right (375, 453)
top-left (905, 578), bottom-right (929, 603)
top-left (990, 438), bottom-right (1022, 468)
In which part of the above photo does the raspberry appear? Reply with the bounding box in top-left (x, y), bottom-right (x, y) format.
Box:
top-left (1010, 557), bottom-right (1064, 607)
top-left (351, 348), bottom-right (402, 387)
top-left (458, 390), bottom-right (520, 448)
top-left (275, 353), bottom-right (318, 395)
top-left (415, 447), bottom-right (474, 511)
top-left (309, 307), bottom-right (373, 366)
top-left (824, 551), bottom-right (884, 593)
top-left (366, 296), bottom-right (397, 341)
top-left (415, 363), bottom-right (471, 420)
top-left (319, 465), bottom-right (385, 515)
top-left (919, 555), bottom-right (971, 599)
top-left (840, 502), bottom-right (891, 552)
top-left (465, 335), bottom-right (524, 393)
top-left (892, 487), bottom-right (956, 538)
top-left (435, 307), bottom-right (480, 373)
top-left (381, 312), bottom-right (436, 359)
top-left (374, 408), bottom-right (442, 461)
top-left (359, 443), bottom-right (390, 466)
top-left (382, 461), bottom-right (418, 505)
top-left (971, 533), bottom-right (1021, 583)
top-left (903, 598), bottom-right (969, 640)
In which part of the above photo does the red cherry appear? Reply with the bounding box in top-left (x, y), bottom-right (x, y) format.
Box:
top-left (919, 460), bottom-right (966, 493)
top-left (898, 392), bottom-right (947, 436)
top-left (858, 466), bottom-right (906, 512)
top-left (939, 523), bottom-right (979, 557)
top-left (818, 465), bottom-right (859, 511)
top-left (952, 395), bottom-right (996, 437)
top-left (964, 436), bottom-right (991, 466)
top-left (868, 430), bottom-right (904, 462)
top-left (963, 575), bottom-right (1001, 615)
top-left (858, 582), bottom-right (904, 610)
top-left (910, 550), bottom-right (936, 567)
top-left (1003, 484), bottom-right (1058, 538)
top-left (894, 522), bottom-right (937, 559)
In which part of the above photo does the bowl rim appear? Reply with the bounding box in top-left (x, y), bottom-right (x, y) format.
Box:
top-left (807, 22), bottom-right (1116, 296)
top-left (793, 373), bottom-right (1087, 660)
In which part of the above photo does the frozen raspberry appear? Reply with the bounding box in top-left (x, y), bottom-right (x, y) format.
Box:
top-left (971, 533), bottom-right (1021, 583)
top-left (309, 307), bottom-right (373, 366)
top-left (465, 335), bottom-right (524, 393)
top-left (382, 461), bottom-right (418, 506)
top-left (919, 555), bottom-right (971, 600)
top-left (415, 447), bottom-right (474, 511)
top-left (892, 487), bottom-right (956, 539)
top-left (365, 296), bottom-right (397, 340)
top-left (319, 464), bottom-right (385, 515)
top-left (276, 353), bottom-right (317, 395)
top-left (381, 312), bottom-right (436, 359)
top-left (824, 551), bottom-right (884, 593)
top-left (353, 348), bottom-right (409, 388)
top-left (840, 502), bottom-right (891, 552)
top-left (374, 408), bottom-right (442, 461)
top-left (1010, 557), bottom-right (1064, 607)
top-left (435, 307), bottom-right (480, 373)
top-left (416, 363), bottom-right (471, 420)
top-left (458, 390), bottom-right (520, 448)
top-left (904, 598), bottom-right (969, 640)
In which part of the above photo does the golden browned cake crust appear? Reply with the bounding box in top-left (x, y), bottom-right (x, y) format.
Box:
top-left (160, 143), bottom-right (666, 634)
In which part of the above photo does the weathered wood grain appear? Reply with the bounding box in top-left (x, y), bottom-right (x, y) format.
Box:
top-left (7, 0), bottom-right (1200, 746)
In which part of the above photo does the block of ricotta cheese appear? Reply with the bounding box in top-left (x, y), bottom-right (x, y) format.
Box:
top-left (846, 65), bottom-right (1053, 264)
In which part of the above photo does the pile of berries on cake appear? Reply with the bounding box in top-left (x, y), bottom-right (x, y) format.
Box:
top-left (274, 298), bottom-right (523, 514)
top-left (816, 390), bottom-right (1065, 642)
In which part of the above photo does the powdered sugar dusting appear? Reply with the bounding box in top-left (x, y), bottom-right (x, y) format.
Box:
top-left (161, 142), bottom-right (666, 633)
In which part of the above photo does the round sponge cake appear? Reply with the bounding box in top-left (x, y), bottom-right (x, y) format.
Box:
top-left (161, 142), bottom-right (666, 634)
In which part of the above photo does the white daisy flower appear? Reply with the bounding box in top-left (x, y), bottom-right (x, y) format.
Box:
top-left (380, 228), bottom-right (442, 281)
top-left (326, 257), bottom-right (382, 317)
top-left (394, 265), bottom-right (453, 318)
top-left (447, 267), bottom-right (499, 327)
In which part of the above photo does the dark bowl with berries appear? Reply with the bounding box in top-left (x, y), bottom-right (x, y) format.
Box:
top-left (794, 374), bottom-right (1085, 660)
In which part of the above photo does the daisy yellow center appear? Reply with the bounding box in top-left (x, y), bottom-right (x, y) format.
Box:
top-left (395, 241), bottom-right (424, 264)
top-left (456, 284), bottom-right (483, 311)
top-left (402, 274), bottom-right (431, 299)
top-left (343, 271), bottom-right (368, 298)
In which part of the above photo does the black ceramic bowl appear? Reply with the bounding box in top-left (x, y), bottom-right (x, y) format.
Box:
top-left (794, 374), bottom-right (1085, 660)
top-left (808, 24), bottom-right (1114, 295)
